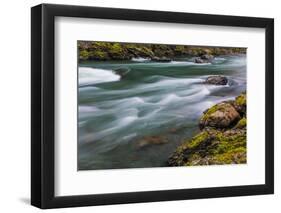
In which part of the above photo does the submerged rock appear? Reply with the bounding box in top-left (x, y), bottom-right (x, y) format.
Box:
top-left (199, 102), bottom-right (240, 130)
top-left (205, 75), bottom-right (228, 85)
top-left (137, 135), bottom-right (168, 148)
top-left (113, 67), bottom-right (131, 79)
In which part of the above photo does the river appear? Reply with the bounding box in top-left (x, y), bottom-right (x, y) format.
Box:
top-left (78, 55), bottom-right (246, 170)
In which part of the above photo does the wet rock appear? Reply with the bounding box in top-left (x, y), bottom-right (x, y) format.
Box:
top-left (200, 54), bottom-right (214, 61)
top-left (194, 57), bottom-right (204, 63)
top-left (151, 56), bottom-right (172, 62)
top-left (205, 75), bottom-right (228, 85)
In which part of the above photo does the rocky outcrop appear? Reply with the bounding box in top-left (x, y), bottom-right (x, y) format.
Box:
top-left (78, 41), bottom-right (246, 61)
top-left (168, 92), bottom-right (247, 166)
top-left (205, 75), bottom-right (228, 85)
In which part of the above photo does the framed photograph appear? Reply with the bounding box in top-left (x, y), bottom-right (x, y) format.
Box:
top-left (31, 3), bottom-right (274, 209)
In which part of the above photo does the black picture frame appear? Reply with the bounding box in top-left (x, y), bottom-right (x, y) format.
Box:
top-left (31, 3), bottom-right (274, 209)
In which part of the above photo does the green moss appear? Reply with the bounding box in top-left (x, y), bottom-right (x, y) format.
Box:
top-left (185, 131), bottom-right (210, 149)
top-left (169, 127), bottom-right (246, 166)
top-left (174, 45), bottom-right (185, 52)
top-left (126, 45), bottom-right (154, 57)
top-left (90, 51), bottom-right (109, 60)
top-left (79, 50), bottom-right (90, 60)
top-left (235, 93), bottom-right (246, 106)
top-left (211, 131), bottom-right (246, 155)
top-left (201, 104), bottom-right (219, 121)
top-left (234, 117), bottom-right (247, 129)
top-left (110, 43), bottom-right (123, 52)
top-left (210, 147), bottom-right (246, 164)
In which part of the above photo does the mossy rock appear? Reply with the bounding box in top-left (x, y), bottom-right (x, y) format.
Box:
top-left (233, 92), bottom-right (246, 116)
top-left (199, 102), bottom-right (240, 130)
top-left (168, 129), bottom-right (246, 166)
top-left (79, 50), bottom-right (90, 60)
top-left (125, 44), bottom-right (155, 58)
top-left (234, 117), bottom-right (247, 129)
top-left (107, 43), bottom-right (131, 60)
top-left (88, 50), bottom-right (110, 60)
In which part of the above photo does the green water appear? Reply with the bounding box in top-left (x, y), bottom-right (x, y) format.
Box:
top-left (78, 55), bottom-right (246, 170)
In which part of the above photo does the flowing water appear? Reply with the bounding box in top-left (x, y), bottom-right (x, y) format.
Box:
top-left (78, 55), bottom-right (246, 170)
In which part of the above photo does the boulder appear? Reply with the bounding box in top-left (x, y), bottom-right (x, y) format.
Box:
top-left (205, 75), bottom-right (228, 85)
top-left (200, 54), bottom-right (214, 61)
top-left (199, 102), bottom-right (240, 130)
top-left (194, 57), bottom-right (204, 63)
top-left (151, 56), bottom-right (172, 62)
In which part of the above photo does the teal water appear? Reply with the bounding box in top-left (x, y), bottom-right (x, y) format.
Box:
top-left (78, 55), bottom-right (246, 170)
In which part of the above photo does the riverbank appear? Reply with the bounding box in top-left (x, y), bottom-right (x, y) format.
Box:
top-left (168, 92), bottom-right (246, 166)
top-left (78, 41), bottom-right (246, 61)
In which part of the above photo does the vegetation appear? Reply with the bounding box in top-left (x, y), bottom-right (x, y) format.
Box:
top-left (78, 41), bottom-right (246, 61)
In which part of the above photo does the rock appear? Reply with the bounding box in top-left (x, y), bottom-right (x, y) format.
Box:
top-left (194, 54), bottom-right (214, 63)
top-left (151, 56), bottom-right (172, 62)
top-left (127, 46), bottom-right (155, 58)
top-left (199, 102), bottom-right (241, 130)
top-left (205, 75), bottom-right (228, 85)
top-left (113, 67), bottom-right (130, 78)
top-left (200, 54), bottom-right (214, 61)
top-left (194, 57), bottom-right (204, 63)
top-left (169, 128), bottom-right (178, 134)
top-left (137, 135), bottom-right (168, 148)
top-left (168, 128), bottom-right (246, 166)
top-left (232, 92), bottom-right (246, 116)
top-left (234, 117), bottom-right (247, 129)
